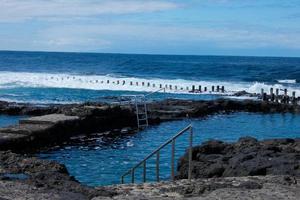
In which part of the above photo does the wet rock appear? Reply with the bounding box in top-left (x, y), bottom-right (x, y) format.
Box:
top-left (177, 137), bottom-right (300, 179)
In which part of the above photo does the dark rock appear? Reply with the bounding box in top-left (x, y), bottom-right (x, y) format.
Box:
top-left (233, 90), bottom-right (251, 96)
top-left (1, 98), bottom-right (300, 153)
top-left (177, 137), bottom-right (300, 179)
top-left (0, 151), bottom-right (116, 199)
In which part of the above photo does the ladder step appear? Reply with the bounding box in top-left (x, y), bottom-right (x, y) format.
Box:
top-left (139, 124), bottom-right (148, 128)
top-left (139, 118), bottom-right (148, 121)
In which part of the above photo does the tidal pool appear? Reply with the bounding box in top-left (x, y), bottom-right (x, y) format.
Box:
top-left (38, 112), bottom-right (300, 186)
top-left (0, 115), bottom-right (26, 127)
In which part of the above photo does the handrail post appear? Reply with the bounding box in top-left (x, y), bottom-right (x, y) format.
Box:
top-left (120, 125), bottom-right (193, 184)
top-left (143, 161), bottom-right (146, 183)
top-left (156, 151), bottom-right (160, 182)
top-left (171, 139), bottom-right (175, 181)
top-left (131, 169), bottom-right (135, 184)
top-left (188, 126), bottom-right (193, 181)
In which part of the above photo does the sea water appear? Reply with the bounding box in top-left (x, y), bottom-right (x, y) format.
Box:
top-left (39, 112), bottom-right (300, 186)
top-left (1, 51), bottom-right (300, 103)
top-left (1, 51), bottom-right (300, 185)
top-left (0, 115), bottom-right (26, 127)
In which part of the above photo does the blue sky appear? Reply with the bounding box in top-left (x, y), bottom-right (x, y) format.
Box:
top-left (0, 0), bottom-right (300, 57)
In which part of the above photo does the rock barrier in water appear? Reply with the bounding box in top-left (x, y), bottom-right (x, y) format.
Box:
top-left (0, 105), bottom-right (137, 152)
top-left (1, 98), bottom-right (300, 152)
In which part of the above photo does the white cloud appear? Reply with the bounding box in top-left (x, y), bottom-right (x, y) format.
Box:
top-left (34, 23), bottom-right (300, 51)
top-left (0, 0), bottom-right (179, 22)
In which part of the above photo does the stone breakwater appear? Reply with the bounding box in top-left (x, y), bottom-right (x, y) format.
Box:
top-left (1, 98), bottom-right (300, 152)
top-left (177, 137), bottom-right (300, 179)
top-left (0, 105), bottom-right (137, 152)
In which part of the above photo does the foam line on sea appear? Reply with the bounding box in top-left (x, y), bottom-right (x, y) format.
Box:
top-left (1, 71), bottom-right (300, 97)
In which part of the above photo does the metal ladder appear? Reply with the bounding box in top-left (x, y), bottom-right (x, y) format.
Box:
top-left (121, 88), bottom-right (166, 129)
top-left (134, 95), bottom-right (149, 129)
top-left (121, 124), bottom-right (193, 184)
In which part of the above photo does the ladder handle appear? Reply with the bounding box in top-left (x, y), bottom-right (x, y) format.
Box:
top-left (188, 127), bottom-right (193, 181)
top-left (131, 169), bottom-right (135, 184)
top-left (143, 161), bottom-right (146, 183)
top-left (171, 139), bottom-right (175, 181)
top-left (156, 151), bottom-right (160, 182)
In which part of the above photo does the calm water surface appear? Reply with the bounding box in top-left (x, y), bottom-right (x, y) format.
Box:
top-left (0, 115), bottom-right (26, 127)
top-left (38, 112), bottom-right (300, 186)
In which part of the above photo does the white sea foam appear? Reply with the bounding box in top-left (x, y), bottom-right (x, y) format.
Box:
top-left (0, 71), bottom-right (300, 97)
top-left (277, 79), bottom-right (297, 84)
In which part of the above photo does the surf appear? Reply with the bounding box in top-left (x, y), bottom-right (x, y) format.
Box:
top-left (1, 71), bottom-right (300, 97)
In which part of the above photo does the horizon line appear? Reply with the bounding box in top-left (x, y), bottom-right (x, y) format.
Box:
top-left (0, 49), bottom-right (300, 59)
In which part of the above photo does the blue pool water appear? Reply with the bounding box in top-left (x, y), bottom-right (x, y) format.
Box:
top-left (0, 115), bottom-right (25, 127)
top-left (1, 51), bottom-right (300, 103)
top-left (38, 112), bottom-right (300, 186)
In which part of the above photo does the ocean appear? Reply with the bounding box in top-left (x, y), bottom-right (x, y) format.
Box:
top-left (1, 51), bottom-right (300, 186)
top-left (1, 51), bottom-right (300, 104)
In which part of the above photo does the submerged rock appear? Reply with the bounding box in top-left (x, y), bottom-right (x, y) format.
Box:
top-left (177, 137), bottom-right (300, 179)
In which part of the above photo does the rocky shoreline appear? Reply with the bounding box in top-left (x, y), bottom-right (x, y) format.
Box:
top-left (0, 98), bottom-right (300, 199)
top-left (0, 137), bottom-right (299, 199)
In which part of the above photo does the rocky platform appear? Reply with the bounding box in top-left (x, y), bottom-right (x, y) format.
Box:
top-left (99, 175), bottom-right (300, 200)
top-left (177, 137), bottom-right (300, 179)
top-left (1, 98), bottom-right (300, 152)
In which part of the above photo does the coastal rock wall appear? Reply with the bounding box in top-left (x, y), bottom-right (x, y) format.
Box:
top-left (1, 98), bottom-right (300, 152)
top-left (177, 137), bottom-right (300, 179)
top-left (0, 106), bottom-right (136, 152)
top-left (148, 99), bottom-right (300, 120)
top-left (1, 99), bottom-right (300, 117)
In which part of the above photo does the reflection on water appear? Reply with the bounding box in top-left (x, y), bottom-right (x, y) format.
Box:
top-left (38, 112), bottom-right (300, 186)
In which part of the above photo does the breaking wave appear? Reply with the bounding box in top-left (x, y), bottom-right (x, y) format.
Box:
top-left (0, 71), bottom-right (300, 97)
top-left (277, 79), bottom-right (297, 84)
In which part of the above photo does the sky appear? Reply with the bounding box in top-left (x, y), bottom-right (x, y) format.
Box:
top-left (0, 0), bottom-right (300, 57)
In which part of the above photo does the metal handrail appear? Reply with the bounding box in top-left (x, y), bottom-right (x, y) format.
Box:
top-left (121, 124), bottom-right (193, 184)
top-left (111, 87), bottom-right (166, 105)
top-left (144, 88), bottom-right (166, 97)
